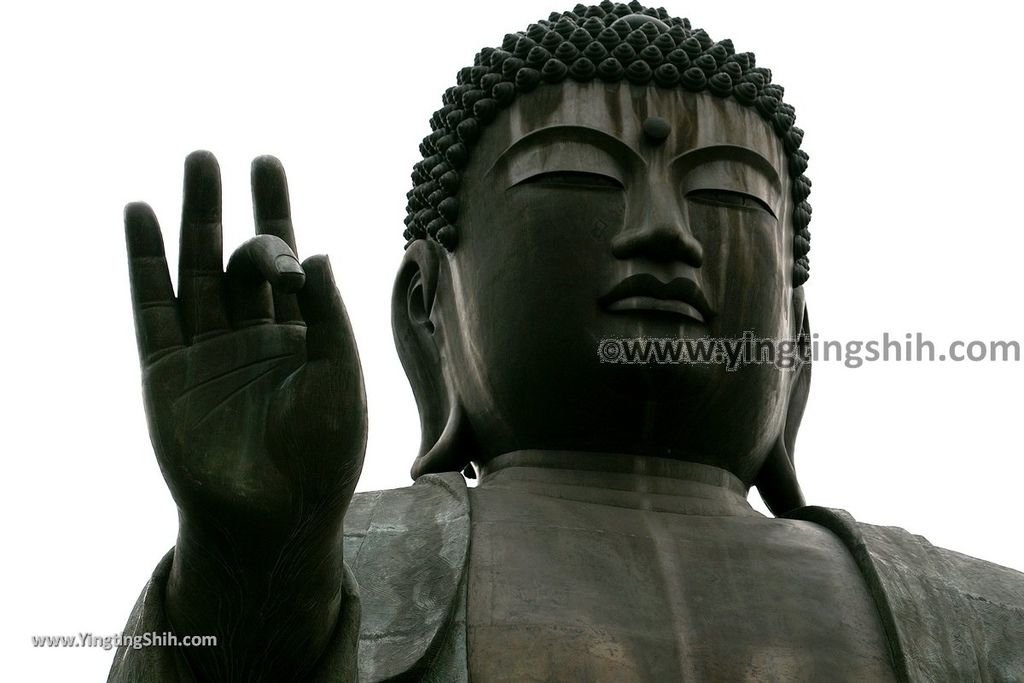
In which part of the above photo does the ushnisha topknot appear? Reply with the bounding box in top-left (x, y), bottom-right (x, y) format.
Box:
top-left (404, 1), bottom-right (813, 287)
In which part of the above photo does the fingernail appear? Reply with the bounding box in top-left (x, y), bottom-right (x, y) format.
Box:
top-left (275, 253), bottom-right (305, 292)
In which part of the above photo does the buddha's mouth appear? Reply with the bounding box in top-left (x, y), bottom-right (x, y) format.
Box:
top-left (605, 296), bottom-right (706, 323)
top-left (598, 274), bottom-right (714, 324)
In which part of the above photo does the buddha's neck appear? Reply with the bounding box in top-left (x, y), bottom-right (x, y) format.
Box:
top-left (475, 450), bottom-right (760, 517)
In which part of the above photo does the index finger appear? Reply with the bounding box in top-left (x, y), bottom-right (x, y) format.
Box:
top-left (179, 150), bottom-right (229, 341)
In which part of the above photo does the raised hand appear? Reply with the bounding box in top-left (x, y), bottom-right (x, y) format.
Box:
top-left (125, 151), bottom-right (366, 680)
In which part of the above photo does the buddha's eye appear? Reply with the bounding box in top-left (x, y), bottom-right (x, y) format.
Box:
top-left (516, 170), bottom-right (624, 190)
top-left (687, 188), bottom-right (776, 218)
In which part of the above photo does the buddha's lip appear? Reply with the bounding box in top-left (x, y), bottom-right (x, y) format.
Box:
top-left (598, 274), bottom-right (714, 323)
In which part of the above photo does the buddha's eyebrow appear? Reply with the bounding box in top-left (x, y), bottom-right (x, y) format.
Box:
top-left (488, 125), bottom-right (644, 177)
top-left (670, 144), bottom-right (781, 191)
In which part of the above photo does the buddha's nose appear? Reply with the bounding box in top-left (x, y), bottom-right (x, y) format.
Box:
top-left (610, 203), bottom-right (703, 268)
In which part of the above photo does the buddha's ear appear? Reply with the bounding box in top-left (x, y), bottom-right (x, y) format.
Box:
top-left (392, 240), bottom-right (475, 479)
top-left (755, 289), bottom-right (811, 515)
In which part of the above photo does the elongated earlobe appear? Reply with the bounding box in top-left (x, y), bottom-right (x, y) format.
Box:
top-left (393, 240), bottom-right (477, 480)
top-left (755, 294), bottom-right (811, 515)
top-left (411, 398), bottom-right (478, 479)
top-left (756, 432), bottom-right (806, 516)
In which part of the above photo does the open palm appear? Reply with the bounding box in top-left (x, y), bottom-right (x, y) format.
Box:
top-left (125, 152), bottom-right (366, 542)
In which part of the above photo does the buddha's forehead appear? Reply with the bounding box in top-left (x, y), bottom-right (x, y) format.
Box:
top-left (478, 81), bottom-right (785, 173)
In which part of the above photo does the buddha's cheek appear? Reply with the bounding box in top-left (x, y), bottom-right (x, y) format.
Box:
top-left (459, 186), bottom-right (624, 353)
top-left (446, 188), bottom-right (627, 427)
top-left (694, 207), bottom-right (790, 342)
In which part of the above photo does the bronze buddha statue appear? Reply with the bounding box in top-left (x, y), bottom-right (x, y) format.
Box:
top-left (110, 4), bottom-right (1024, 681)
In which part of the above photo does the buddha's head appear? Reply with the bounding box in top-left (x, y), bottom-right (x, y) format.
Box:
top-left (393, 2), bottom-right (812, 513)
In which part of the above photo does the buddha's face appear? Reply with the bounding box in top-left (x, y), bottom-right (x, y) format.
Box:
top-left (432, 82), bottom-right (801, 483)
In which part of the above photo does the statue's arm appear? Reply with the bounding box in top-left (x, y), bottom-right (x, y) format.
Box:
top-left (163, 509), bottom-right (352, 681)
top-left (112, 152), bottom-right (366, 682)
top-left (108, 550), bottom-right (361, 683)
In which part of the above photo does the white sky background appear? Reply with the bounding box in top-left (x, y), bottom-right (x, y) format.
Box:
top-left (3, 1), bottom-right (1023, 679)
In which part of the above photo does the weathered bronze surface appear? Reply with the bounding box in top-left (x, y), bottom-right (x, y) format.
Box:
top-left (110, 5), bottom-right (1024, 682)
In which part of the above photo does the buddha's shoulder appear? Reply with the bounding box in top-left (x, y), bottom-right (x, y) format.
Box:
top-left (344, 472), bottom-right (469, 556)
top-left (794, 506), bottom-right (1020, 575)
top-left (789, 505), bottom-right (1024, 628)
top-left (752, 508), bottom-right (1024, 678)
top-left (341, 473), bottom-right (471, 681)
top-left (864, 519), bottom-right (1024, 616)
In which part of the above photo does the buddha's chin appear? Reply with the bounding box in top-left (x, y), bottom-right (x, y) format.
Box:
top-left (597, 358), bottom-right (718, 401)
